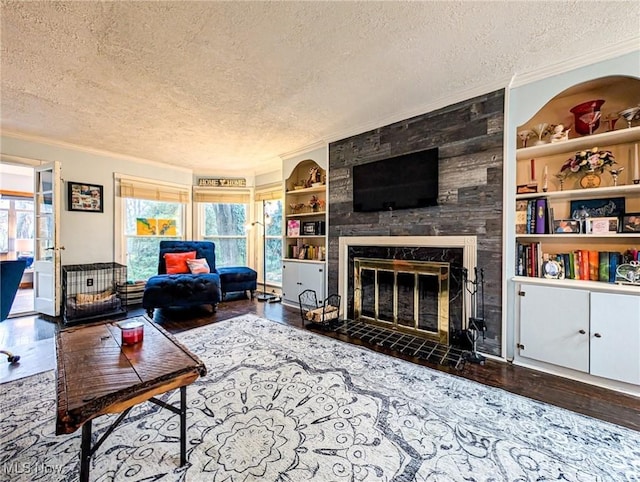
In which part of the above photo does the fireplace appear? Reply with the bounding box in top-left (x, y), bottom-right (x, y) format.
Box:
top-left (339, 236), bottom-right (477, 343)
top-left (354, 257), bottom-right (450, 343)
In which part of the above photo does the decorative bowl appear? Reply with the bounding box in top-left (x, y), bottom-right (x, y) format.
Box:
top-left (570, 99), bottom-right (605, 135)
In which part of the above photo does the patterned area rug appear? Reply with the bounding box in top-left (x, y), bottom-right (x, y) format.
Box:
top-left (1, 314), bottom-right (639, 481)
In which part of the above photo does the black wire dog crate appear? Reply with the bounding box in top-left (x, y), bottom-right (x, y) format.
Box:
top-left (62, 262), bottom-right (127, 324)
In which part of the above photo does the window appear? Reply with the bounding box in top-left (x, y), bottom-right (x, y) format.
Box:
top-left (256, 186), bottom-right (284, 286)
top-left (0, 199), bottom-right (9, 252)
top-left (117, 176), bottom-right (189, 281)
top-left (15, 199), bottom-right (34, 239)
top-left (195, 189), bottom-right (250, 267)
top-left (124, 199), bottom-right (184, 280)
top-left (202, 203), bottom-right (248, 266)
top-left (264, 199), bottom-right (283, 285)
top-left (0, 196), bottom-right (34, 255)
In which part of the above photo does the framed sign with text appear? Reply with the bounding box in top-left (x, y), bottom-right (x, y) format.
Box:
top-left (197, 177), bottom-right (247, 187)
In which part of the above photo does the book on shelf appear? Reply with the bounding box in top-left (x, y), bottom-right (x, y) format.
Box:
top-left (568, 252), bottom-right (576, 279)
top-left (518, 197), bottom-right (550, 234)
top-left (516, 241), bottom-right (542, 278)
top-left (547, 207), bottom-right (555, 235)
top-left (609, 252), bottom-right (619, 283)
top-left (516, 200), bottom-right (528, 234)
top-left (534, 198), bottom-right (547, 234)
top-left (516, 246), bottom-right (627, 284)
top-left (588, 250), bottom-right (599, 281)
top-left (575, 251), bottom-right (583, 280)
top-left (579, 250), bottom-right (590, 281)
top-left (516, 243), bottom-right (525, 276)
top-left (560, 253), bottom-right (571, 279)
top-left (527, 201), bottom-right (535, 234)
top-left (598, 252), bottom-right (610, 282)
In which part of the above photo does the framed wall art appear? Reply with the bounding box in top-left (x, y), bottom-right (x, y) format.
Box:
top-left (68, 181), bottom-right (103, 213)
top-left (569, 197), bottom-right (625, 219)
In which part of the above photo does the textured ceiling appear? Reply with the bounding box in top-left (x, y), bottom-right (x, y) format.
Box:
top-left (1, 1), bottom-right (639, 175)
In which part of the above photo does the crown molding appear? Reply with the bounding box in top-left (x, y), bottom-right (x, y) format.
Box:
top-left (510, 37), bottom-right (640, 89)
top-left (278, 141), bottom-right (326, 160)
top-left (2, 130), bottom-right (194, 174)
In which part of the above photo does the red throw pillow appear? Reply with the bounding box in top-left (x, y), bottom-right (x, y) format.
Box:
top-left (164, 251), bottom-right (196, 274)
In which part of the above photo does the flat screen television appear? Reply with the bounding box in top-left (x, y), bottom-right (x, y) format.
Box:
top-left (352, 147), bottom-right (439, 212)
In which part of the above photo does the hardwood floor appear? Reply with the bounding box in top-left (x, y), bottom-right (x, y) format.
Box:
top-left (1, 293), bottom-right (638, 432)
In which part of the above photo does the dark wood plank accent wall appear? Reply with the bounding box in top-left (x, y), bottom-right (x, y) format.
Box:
top-left (327, 89), bottom-right (505, 356)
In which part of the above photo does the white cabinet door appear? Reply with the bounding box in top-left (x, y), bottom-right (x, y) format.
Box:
top-left (281, 261), bottom-right (300, 304)
top-left (298, 262), bottom-right (325, 299)
top-left (590, 292), bottom-right (640, 385)
top-left (282, 261), bottom-right (326, 304)
top-left (519, 284), bottom-right (590, 372)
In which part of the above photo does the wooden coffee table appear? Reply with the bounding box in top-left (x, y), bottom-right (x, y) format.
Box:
top-left (55, 316), bottom-right (206, 482)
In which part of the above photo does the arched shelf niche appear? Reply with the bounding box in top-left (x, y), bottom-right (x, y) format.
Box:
top-left (285, 158), bottom-right (325, 191)
top-left (517, 75), bottom-right (640, 138)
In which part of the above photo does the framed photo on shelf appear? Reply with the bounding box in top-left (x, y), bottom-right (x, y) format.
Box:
top-left (587, 217), bottom-right (619, 234)
top-left (516, 183), bottom-right (538, 194)
top-left (542, 257), bottom-right (564, 279)
top-left (552, 219), bottom-right (580, 234)
top-left (67, 181), bottom-right (103, 212)
top-left (621, 213), bottom-right (640, 233)
top-left (302, 221), bottom-right (317, 235)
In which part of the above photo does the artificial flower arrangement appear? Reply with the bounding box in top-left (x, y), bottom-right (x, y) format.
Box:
top-left (289, 202), bottom-right (306, 213)
top-left (308, 195), bottom-right (325, 210)
top-left (560, 147), bottom-right (616, 176)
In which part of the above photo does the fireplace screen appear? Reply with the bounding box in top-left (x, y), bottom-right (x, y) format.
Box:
top-left (354, 258), bottom-right (449, 344)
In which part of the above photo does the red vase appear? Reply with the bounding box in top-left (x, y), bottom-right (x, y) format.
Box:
top-left (570, 99), bottom-right (605, 135)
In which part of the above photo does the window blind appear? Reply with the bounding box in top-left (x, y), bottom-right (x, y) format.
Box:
top-left (193, 188), bottom-right (250, 204)
top-left (119, 179), bottom-right (190, 203)
top-left (255, 185), bottom-right (283, 202)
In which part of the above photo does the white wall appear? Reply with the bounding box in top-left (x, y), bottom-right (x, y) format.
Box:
top-left (1, 135), bottom-right (193, 265)
top-left (255, 169), bottom-right (283, 187)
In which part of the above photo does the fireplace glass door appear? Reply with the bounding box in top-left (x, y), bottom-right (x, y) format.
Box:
top-left (354, 258), bottom-right (449, 344)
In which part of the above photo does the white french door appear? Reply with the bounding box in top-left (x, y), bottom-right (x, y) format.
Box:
top-left (33, 162), bottom-right (62, 316)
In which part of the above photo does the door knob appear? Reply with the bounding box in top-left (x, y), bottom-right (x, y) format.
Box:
top-left (578, 329), bottom-right (586, 334)
top-left (594, 333), bottom-right (602, 338)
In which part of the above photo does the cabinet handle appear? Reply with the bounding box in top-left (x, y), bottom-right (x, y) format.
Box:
top-left (594, 333), bottom-right (602, 338)
top-left (578, 329), bottom-right (586, 334)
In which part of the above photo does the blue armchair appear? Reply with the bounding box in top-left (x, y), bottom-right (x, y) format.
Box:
top-left (1, 260), bottom-right (26, 364)
top-left (1, 259), bottom-right (27, 322)
top-left (142, 241), bottom-right (222, 318)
